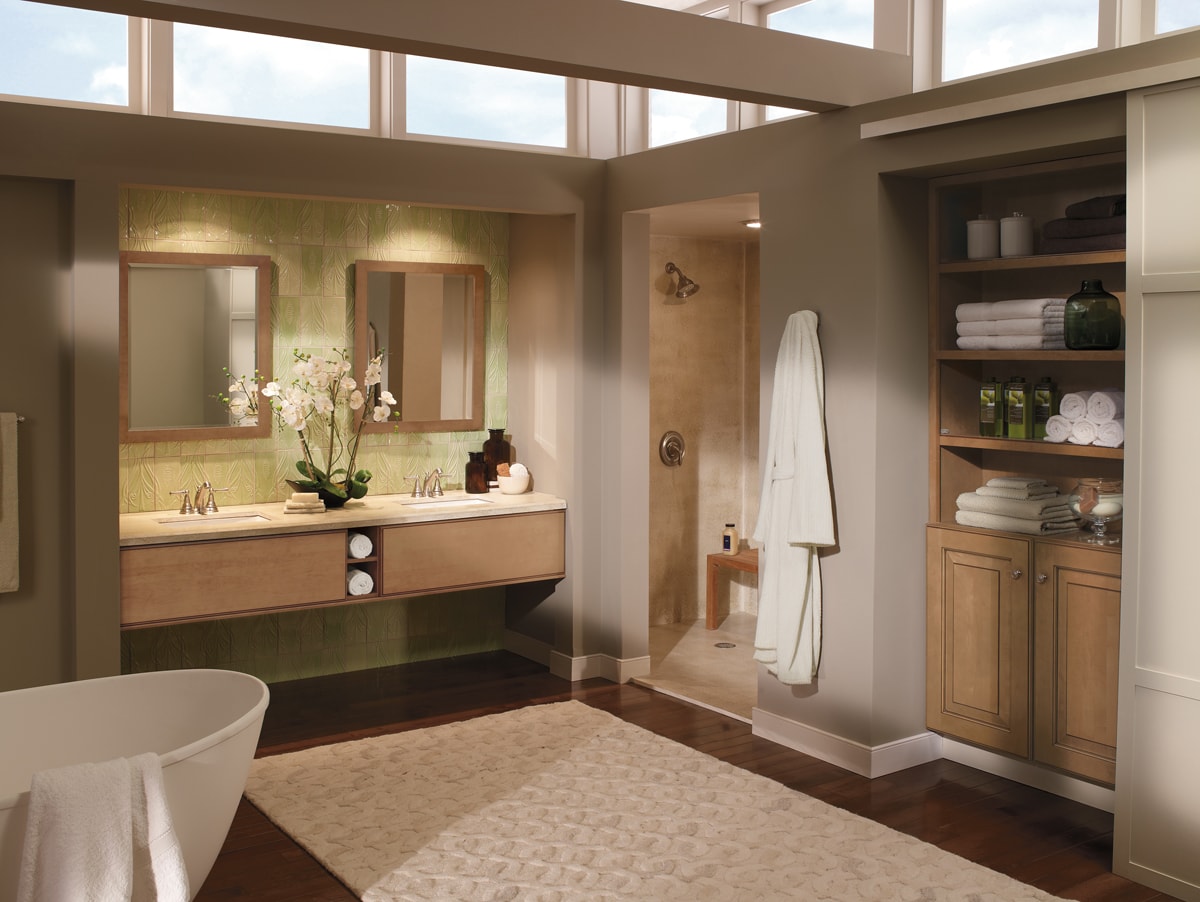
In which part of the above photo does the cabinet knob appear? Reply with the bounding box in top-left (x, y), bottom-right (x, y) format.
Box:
top-left (1011, 569), bottom-right (1022, 580)
top-left (1036, 573), bottom-right (1048, 584)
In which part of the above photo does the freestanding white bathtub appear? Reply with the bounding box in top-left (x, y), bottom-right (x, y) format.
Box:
top-left (0, 668), bottom-right (269, 900)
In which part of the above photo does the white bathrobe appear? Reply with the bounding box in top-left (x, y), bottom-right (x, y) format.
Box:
top-left (752, 310), bottom-right (834, 685)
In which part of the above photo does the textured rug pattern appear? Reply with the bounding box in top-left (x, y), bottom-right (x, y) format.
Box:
top-left (245, 701), bottom-right (1063, 901)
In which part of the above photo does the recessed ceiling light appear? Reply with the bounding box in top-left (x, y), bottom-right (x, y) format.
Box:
top-left (742, 219), bottom-right (762, 229)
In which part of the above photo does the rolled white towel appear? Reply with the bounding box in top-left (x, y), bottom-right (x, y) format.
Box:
top-left (1044, 415), bottom-right (1073, 443)
top-left (1069, 418), bottom-right (1099, 445)
top-left (347, 531), bottom-right (373, 559)
top-left (1095, 418), bottom-right (1125, 448)
top-left (347, 567), bottom-right (374, 596)
top-left (1058, 391), bottom-right (1093, 421)
top-left (1086, 390), bottom-right (1125, 423)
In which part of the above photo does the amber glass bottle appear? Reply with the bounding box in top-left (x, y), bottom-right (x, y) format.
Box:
top-left (483, 428), bottom-right (511, 483)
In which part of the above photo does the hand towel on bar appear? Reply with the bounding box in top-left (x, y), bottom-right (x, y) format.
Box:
top-left (1058, 391), bottom-right (1094, 421)
top-left (955, 510), bottom-right (1080, 535)
top-left (753, 310), bottom-right (834, 686)
top-left (976, 484), bottom-right (1058, 500)
top-left (955, 297), bottom-right (1066, 322)
top-left (957, 491), bottom-right (1071, 519)
top-left (1086, 390), bottom-right (1125, 423)
top-left (0, 412), bottom-right (18, 593)
top-left (1095, 418), bottom-right (1125, 448)
top-left (1045, 414), bottom-right (1073, 443)
top-left (17, 753), bottom-right (190, 902)
top-left (347, 567), bottom-right (374, 596)
top-left (347, 531), bottom-right (373, 559)
top-left (1069, 418), bottom-right (1100, 445)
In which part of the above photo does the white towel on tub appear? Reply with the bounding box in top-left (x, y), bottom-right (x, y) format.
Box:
top-left (18, 752), bottom-right (189, 902)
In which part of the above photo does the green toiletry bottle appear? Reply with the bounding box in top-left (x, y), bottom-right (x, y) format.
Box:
top-left (1033, 376), bottom-right (1057, 440)
top-left (1006, 376), bottom-right (1032, 439)
top-left (979, 376), bottom-right (1004, 437)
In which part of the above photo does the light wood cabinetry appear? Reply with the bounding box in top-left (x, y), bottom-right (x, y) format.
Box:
top-left (381, 511), bottom-right (565, 597)
top-left (926, 154), bottom-right (1125, 786)
top-left (120, 506), bottom-right (566, 628)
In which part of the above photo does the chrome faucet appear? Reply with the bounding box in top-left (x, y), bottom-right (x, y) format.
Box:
top-left (423, 468), bottom-right (444, 498)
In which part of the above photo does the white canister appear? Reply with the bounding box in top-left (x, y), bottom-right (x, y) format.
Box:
top-left (1000, 213), bottom-right (1033, 257)
top-left (966, 215), bottom-right (999, 260)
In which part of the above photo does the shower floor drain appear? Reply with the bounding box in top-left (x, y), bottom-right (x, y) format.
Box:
top-left (714, 642), bottom-right (737, 648)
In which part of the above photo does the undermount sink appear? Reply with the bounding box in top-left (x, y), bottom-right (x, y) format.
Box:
top-left (155, 512), bottom-right (271, 525)
top-left (399, 497), bottom-right (493, 510)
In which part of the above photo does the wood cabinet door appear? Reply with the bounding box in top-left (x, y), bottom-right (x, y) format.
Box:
top-left (927, 526), bottom-right (1031, 756)
top-left (1033, 542), bottom-right (1121, 785)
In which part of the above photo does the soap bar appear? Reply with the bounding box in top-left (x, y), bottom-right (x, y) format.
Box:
top-left (290, 492), bottom-right (320, 503)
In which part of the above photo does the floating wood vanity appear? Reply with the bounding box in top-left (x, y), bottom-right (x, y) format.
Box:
top-left (119, 492), bottom-right (566, 628)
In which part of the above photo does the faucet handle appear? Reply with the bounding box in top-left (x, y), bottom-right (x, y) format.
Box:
top-left (205, 486), bottom-right (230, 513)
top-left (170, 489), bottom-right (194, 515)
top-left (407, 474), bottom-right (425, 498)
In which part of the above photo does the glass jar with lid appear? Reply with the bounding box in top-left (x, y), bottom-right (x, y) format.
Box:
top-left (1067, 477), bottom-right (1123, 544)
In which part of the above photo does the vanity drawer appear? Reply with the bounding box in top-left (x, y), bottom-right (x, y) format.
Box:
top-left (381, 510), bottom-right (565, 597)
top-left (121, 531), bottom-right (347, 626)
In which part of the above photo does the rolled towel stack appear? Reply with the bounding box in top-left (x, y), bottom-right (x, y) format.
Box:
top-left (347, 531), bottom-right (373, 559)
top-left (1045, 389), bottom-right (1124, 448)
top-left (955, 477), bottom-right (1079, 535)
top-left (1040, 194), bottom-right (1126, 254)
top-left (284, 490), bottom-right (326, 514)
top-left (955, 298), bottom-right (1066, 349)
top-left (347, 567), bottom-right (374, 596)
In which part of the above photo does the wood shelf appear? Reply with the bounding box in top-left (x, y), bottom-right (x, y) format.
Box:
top-left (937, 250), bottom-right (1125, 273)
top-left (937, 434), bottom-right (1124, 459)
top-left (935, 349), bottom-right (1124, 362)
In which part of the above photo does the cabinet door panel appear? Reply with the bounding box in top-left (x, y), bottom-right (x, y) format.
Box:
top-left (927, 526), bottom-right (1030, 756)
top-left (1033, 543), bottom-right (1120, 784)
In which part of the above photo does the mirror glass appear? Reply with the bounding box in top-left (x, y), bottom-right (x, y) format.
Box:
top-left (120, 251), bottom-right (272, 442)
top-left (354, 260), bottom-right (486, 433)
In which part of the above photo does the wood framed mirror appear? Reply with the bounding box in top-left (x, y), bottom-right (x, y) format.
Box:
top-left (354, 260), bottom-right (487, 433)
top-left (119, 250), bottom-right (273, 442)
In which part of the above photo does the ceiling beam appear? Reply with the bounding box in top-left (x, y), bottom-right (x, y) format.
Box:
top-left (38, 0), bottom-right (912, 110)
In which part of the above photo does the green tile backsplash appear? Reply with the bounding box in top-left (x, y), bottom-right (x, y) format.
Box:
top-left (118, 186), bottom-right (511, 682)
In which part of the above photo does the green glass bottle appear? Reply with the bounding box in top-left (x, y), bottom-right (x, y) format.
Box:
top-left (979, 376), bottom-right (1004, 437)
top-left (1006, 376), bottom-right (1032, 440)
top-left (1064, 279), bottom-right (1122, 350)
top-left (1033, 376), bottom-right (1056, 440)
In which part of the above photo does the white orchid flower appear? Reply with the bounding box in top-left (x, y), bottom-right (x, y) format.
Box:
top-left (340, 376), bottom-right (357, 393)
top-left (364, 359), bottom-right (382, 386)
top-left (312, 394), bottom-right (334, 415)
top-left (379, 390), bottom-right (396, 406)
top-left (372, 403), bottom-right (392, 423)
top-left (261, 381), bottom-right (281, 398)
top-left (228, 397), bottom-right (249, 417)
top-left (280, 401), bottom-right (306, 430)
top-left (349, 390), bottom-right (365, 411)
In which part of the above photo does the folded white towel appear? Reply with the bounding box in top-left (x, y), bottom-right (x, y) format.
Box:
top-left (956, 317), bottom-right (1045, 336)
top-left (1095, 418), bottom-right (1125, 448)
top-left (1086, 390), bottom-right (1125, 423)
top-left (976, 484), bottom-right (1058, 500)
top-left (347, 567), bottom-right (374, 596)
top-left (284, 499), bottom-right (325, 512)
top-left (347, 531), bottom-right (373, 559)
top-left (986, 476), bottom-right (1047, 489)
top-left (1058, 391), bottom-right (1093, 421)
top-left (1069, 418), bottom-right (1099, 445)
top-left (956, 297), bottom-right (1067, 322)
top-left (18, 753), bottom-right (189, 902)
top-left (955, 510), bottom-right (1080, 535)
top-left (957, 334), bottom-right (1047, 350)
top-left (958, 491), bottom-right (1071, 519)
top-left (1044, 414), bottom-right (1073, 443)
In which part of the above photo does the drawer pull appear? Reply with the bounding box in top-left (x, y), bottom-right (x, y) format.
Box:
top-left (1036, 573), bottom-right (1048, 584)
top-left (1011, 569), bottom-right (1022, 580)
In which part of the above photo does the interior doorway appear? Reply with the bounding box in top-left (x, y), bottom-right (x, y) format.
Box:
top-left (631, 194), bottom-right (761, 721)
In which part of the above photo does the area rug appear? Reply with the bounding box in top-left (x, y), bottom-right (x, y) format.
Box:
top-left (244, 701), bottom-right (1063, 901)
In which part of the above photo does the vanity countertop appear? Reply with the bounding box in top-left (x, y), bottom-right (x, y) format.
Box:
top-left (119, 490), bottom-right (567, 547)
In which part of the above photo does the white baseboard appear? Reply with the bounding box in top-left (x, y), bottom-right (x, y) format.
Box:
top-left (503, 629), bottom-right (551, 667)
top-left (544, 650), bottom-right (651, 683)
top-left (939, 737), bottom-right (1115, 812)
top-left (752, 708), bottom-right (942, 778)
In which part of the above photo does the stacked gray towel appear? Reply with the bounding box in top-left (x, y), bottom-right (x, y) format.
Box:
top-left (955, 298), bottom-right (1067, 350)
top-left (1040, 194), bottom-right (1126, 254)
top-left (955, 477), bottom-right (1080, 535)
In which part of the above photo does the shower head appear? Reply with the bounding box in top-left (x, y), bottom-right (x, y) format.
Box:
top-left (665, 262), bottom-right (700, 299)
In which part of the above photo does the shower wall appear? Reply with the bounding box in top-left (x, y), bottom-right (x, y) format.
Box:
top-left (649, 236), bottom-right (759, 626)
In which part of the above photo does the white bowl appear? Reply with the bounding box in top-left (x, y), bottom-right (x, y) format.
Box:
top-left (497, 472), bottom-right (530, 494)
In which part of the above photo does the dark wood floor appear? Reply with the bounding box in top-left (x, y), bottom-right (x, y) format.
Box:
top-left (195, 651), bottom-right (1176, 901)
